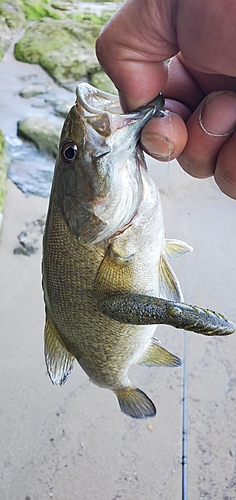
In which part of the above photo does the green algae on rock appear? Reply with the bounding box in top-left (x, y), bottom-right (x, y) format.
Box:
top-left (15, 19), bottom-right (101, 90)
top-left (0, 0), bottom-right (26, 29)
top-left (1, 1), bottom-right (121, 90)
top-left (0, 0), bottom-right (26, 59)
top-left (41, 44), bottom-right (99, 90)
top-left (14, 18), bottom-right (103, 88)
top-left (14, 19), bottom-right (83, 64)
top-left (19, 0), bottom-right (62, 21)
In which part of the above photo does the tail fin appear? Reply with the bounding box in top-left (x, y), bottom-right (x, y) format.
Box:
top-left (115, 387), bottom-right (156, 419)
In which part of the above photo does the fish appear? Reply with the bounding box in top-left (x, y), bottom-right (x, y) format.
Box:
top-left (42, 83), bottom-right (235, 419)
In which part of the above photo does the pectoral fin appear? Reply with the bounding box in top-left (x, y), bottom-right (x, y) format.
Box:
top-left (94, 246), bottom-right (134, 297)
top-left (139, 338), bottom-right (182, 367)
top-left (98, 293), bottom-right (235, 336)
top-left (114, 387), bottom-right (156, 419)
top-left (44, 313), bottom-right (75, 386)
top-left (164, 239), bottom-right (193, 259)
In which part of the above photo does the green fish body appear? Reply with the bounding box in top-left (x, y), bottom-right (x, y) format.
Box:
top-left (42, 84), bottom-right (235, 419)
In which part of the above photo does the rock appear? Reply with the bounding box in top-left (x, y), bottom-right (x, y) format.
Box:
top-left (14, 18), bottom-right (100, 63)
top-left (7, 136), bottom-right (55, 197)
top-left (30, 99), bottom-right (51, 108)
top-left (17, 117), bottom-right (61, 157)
top-left (19, 0), bottom-right (62, 22)
top-left (0, 129), bottom-right (9, 231)
top-left (14, 216), bottom-right (46, 256)
top-left (0, 1), bottom-right (26, 59)
top-left (52, 99), bottom-right (73, 118)
top-left (51, 1), bottom-right (75, 12)
top-left (14, 18), bottom-right (103, 89)
top-left (41, 44), bottom-right (99, 90)
top-left (19, 83), bottom-right (51, 98)
top-left (0, 1), bottom-right (26, 29)
top-left (50, 0), bottom-right (120, 17)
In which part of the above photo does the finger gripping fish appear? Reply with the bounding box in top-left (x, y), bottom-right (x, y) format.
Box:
top-left (42, 84), bottom-right (235, 420)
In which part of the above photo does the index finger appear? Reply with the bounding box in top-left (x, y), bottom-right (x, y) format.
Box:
top-left (96, 0), bottom-right (179, 111)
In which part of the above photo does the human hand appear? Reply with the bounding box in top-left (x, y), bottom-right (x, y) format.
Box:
top-left (96, 0), bottom-right (236, 198)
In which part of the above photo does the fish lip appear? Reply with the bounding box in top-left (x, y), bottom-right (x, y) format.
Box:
top-left (131, 94), bottom-right (165, 119)
top-left (76, 83), bottom-right (165, 142)
top-left (76, 83), bottom-right (165, 120)
top-left (76, 83), bottom-right (121, 115)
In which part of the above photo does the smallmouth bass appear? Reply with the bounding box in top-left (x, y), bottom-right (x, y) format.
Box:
top-left (42, 84), bottom-right (235, 419)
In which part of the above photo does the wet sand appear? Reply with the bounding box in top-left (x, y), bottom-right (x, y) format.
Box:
top-left (1, 43), bottom-right (236, 500)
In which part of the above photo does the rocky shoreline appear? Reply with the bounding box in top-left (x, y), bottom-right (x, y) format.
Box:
top-left (0, 0), bottom-right (120, 92)
top-left (0, 0), bottom-right (121, 227)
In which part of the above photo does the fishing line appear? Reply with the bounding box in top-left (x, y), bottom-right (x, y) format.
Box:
top-left (161, 124), bottom-right (189, 499)
top-left (163, 110), bottom-right (172, 198)
top-left (182, 329), bottom-right (188, 500)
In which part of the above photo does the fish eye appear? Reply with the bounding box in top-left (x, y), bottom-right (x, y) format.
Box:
top-left (61, 141), bottom-right (78, 164)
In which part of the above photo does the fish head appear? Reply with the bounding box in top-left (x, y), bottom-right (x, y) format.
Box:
top-left (54, 83), bottom-right (164, 245)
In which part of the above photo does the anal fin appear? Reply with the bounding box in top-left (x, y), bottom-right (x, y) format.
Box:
top-left (114, 387), bottom-right (156, 419)
top-left (44, 313), bottom-right (75, 386)
top-left (139, 338), bottom-right (182, 367)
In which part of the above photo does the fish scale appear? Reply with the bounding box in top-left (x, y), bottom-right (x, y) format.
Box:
top-left (43, 204), bottom-right (151, 387)
top-left (42, 83), bottom-right (235, 419)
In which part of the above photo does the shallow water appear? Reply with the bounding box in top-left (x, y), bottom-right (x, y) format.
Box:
top-left (0, 0), bottom-right (124, 198)
top-left (0, 1), bottom-right (123, 198)
top-left (6, 136), bottom-right (55, 197)
top-left (0, 35), bottom-right (74, 197)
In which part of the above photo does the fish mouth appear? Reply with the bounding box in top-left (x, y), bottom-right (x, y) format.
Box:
top-left (72, 84), bottom-right (165, 246)
top-left (76, 84), bottom-right (165, 158)
top-left (76, 83), bottom-right (122, 115)
top-left (76, 83), bottom-right (165, 121)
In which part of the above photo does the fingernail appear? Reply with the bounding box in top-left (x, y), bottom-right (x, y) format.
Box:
top-left (141, 133), bottom-right (174, 158)
top-left (199, 90), bottom-right (236, 137)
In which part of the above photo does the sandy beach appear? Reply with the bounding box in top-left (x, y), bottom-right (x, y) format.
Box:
top-left (1, 40), bottom-right (236, 500)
